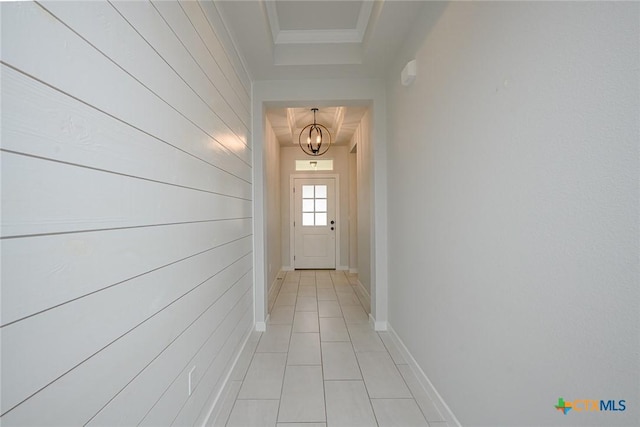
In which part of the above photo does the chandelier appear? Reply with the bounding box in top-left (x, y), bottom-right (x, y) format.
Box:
top-left (299, 108), bottom-right (331, 156)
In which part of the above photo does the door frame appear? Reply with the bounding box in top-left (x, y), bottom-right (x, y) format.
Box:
top-left (252, 80), bottom-right (389, 333)
top-left (289, 173), bottom-right (340, 270)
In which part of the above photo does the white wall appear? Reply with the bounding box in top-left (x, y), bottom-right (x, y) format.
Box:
top-left (350, 112), bottom-right (373, 295)
top-left (280, 145), bottom-right (351, 270)
top-left (348, 151), bottom-right (358, 272)
top-left (386, 2), bottom-right (639, 426)
top-left (0, 1), bottom-right (252, 425)
top-left (265, 118), bottom-right (282, 298)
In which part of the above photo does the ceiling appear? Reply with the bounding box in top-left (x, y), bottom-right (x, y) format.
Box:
top-left (266, 106), bottom-right (368, 147)
top-left (215, 1), bottom-right (427, 147)
top-left (215, 0), bottom-right (427, 80)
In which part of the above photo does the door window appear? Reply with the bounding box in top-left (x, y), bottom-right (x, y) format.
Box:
top-left (301, 185), bottom-right (328, 226)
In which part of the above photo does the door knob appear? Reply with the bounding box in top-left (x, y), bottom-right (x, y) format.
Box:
top-left (331, 227), bottom-right (334, 230)
top-left (330, 220), bottom-right (335, 224)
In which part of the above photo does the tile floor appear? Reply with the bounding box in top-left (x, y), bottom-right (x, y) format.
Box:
top-left (212, 270), bottom-right (449, 427)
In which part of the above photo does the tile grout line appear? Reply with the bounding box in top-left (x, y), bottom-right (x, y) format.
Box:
top-left (224, 335), bottom-right (259, 425)
top-left (274, 270), bottom-right (299, 425)
top-left (322, 269), bottom-right (339, 426)
top-left (332, 270), bottom-right (381, 427)
top-left (319, 271), bottom-right (329, 426)
top-left (346, 280), bottom-right (381, 427)
top-left (382, 331), bottom-right (432, 425)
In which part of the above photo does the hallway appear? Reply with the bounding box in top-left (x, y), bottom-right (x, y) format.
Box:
top-left (2, 1), bottom-right (637, 425)
top-left (213, 271), bottom-right (447, 427)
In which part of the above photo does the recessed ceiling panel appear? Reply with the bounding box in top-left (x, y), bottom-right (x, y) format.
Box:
top-left (213, 0), bottom-right (429, 80)
top-left (275, 1), bottom-right (363, 31)
top-left (274, 43), bottom-right (363, 66)
top-left (266, 106), bottom-right (368, 147)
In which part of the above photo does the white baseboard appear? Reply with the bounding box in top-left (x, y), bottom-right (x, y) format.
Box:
top-left (337, 265), bottom-right (349, 271)
top-left (268, 272), bottom-right (284, 311)
top-left (374, 320), bottom-right (388, 331)
top-left (281, 265), bottom-right (294, 271)
top-left (368, 313), bottom-right (388, 331)
top-left (387, 324), bottom-right (462, 427)
top-left (255, 321), bottom-right (267, 332)
top-left (200, 323), bottom-right (254, 427)
top-left (353, 279), bottom-right (371, 313)
top-left (355, 279), bottom-right (370, 300)
top-left (349, 268), bottom-right (358, 274)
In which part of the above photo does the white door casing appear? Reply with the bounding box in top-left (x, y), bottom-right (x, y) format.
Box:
top-left (293, 177), bottom-right (337, 269)
top-left (254, 81), bottom-right (387, 331)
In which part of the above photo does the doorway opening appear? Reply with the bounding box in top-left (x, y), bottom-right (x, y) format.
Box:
top-left (253, 84), bottom-right (388, 331)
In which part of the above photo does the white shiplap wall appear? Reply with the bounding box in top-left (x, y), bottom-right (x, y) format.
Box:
top-left (0, 1), bottom-right (253, 425)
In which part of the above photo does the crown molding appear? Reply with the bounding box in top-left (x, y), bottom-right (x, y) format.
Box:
top-left (264, 0), bottom-right (281, 43)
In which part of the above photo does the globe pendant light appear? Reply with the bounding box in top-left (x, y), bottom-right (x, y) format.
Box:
top-left (299, 108), bottom-right (331, 156)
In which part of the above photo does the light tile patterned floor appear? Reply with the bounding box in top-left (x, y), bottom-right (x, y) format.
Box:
top-left (214, 270), bottom-right (448, 427)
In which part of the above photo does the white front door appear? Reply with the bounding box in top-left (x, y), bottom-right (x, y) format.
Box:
top-left (294, 178), bottom-right (336, 269)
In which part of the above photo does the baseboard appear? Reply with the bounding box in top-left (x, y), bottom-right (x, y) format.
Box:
top-left (355, 279), bottom-right (370, 300)
top-left (353, 279), bottom-right (371, 313)
top-left (374, 320), bottom-right (388, 331)
top-left (255, 320), bottom-right (267, 332)
top-left (281, 265), bottom-right (294, 271)
top-left (387, 324), bottom-right (462, 427)
top-left (200, 322), bottom-right (254, 427)
top-left (337, 265), bottom-right (349, 271)
top-left (268, 271), bottom-right (284, 312)
top-left (349, 268), bottom-right (358, 274)
top-left (368, 313), bottom-right (388, 331)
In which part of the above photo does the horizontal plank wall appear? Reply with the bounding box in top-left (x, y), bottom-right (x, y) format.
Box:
top-left (0, 1), bottom-right (253, 425)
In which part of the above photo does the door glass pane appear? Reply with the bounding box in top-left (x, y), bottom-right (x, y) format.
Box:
top-left (315, 213), bottom-right (327, 226)
top-left (302, 199), bottom-right (315, 212)
top-left (302, 213), bottom-right (315, 226)
top-left (302, 185), bottom-right (315, 198)
top-left (300, 182), bottom-right (330, 227)
top-left (315, 199), bottom-right (327, 212)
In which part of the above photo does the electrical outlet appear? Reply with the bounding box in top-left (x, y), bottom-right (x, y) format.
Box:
top-left (188, 366), bottom-right (196, 396)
